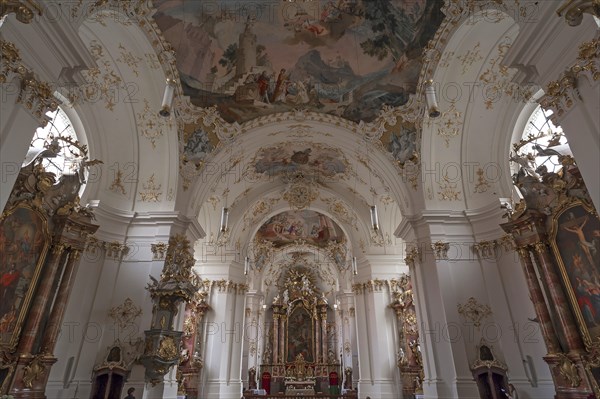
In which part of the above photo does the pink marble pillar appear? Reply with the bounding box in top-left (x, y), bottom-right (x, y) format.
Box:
top-left (279, 315), bottom-right (286, 363)
top-left (40, 250), bottom-right (81, 355)
top-left (315, 316), bottom-right (321, 363)
top-left (517, 247), bottom-right (561, 354)
top-left (273, 314), bottom-right (279, 364)
top-left (321, 310), bottom-right (327, 363)
top-left (532, 241), bottom-right (585, 352)
top-left (17, 243), bottom-right (67, 355)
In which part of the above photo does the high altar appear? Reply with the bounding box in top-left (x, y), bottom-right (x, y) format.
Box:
top-left (258, 269), bottom-right (342, 395)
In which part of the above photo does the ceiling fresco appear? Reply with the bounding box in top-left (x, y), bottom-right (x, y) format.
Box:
top-left (256, 210), bottom-right (345, 248)
top-left (253, 142), bottom-right (347, 178)
top-left (153, 0), bottom-right (444, 124)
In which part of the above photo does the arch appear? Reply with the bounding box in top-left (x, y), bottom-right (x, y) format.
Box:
top-left (70, 9), bottom-right (180, 214)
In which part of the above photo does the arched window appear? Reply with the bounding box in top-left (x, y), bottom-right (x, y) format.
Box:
top-left (510, 105), bottom-right (571, 179)
top-left (29, 106), bottom-right (89, 193)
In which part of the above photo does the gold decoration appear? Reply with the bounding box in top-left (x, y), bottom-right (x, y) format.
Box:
top-left (160, 235), bottom-right (195, 284)
top-left (151, 242), bottom-right (168, 260)
top-left (139, 174), bottom-right (162, 202)
top-left (105, 241), bottom-right (129, 259)
top-left (158, 336), bottom-right (179, 360)
top-left (431, 241), bottom-right (450, 260)
top-left (437, 175), bottom-right (462, 201)
top-left (116, 43), bottom-right (142, 77)
top-left (404, 246), bottom-right (421, 267)
top-left (242, 197), bottom-right (279, 231)
top-left (541, 38), bottom-right (599, 119)
top-left (108, 298), bottom-right (142, 329)
top-left (22, 355), bottom-right (46, 389)
top-left (457, 297), bottom-right (492, 328)
top-left (322, 196), bottom-right (359, 231)
top-left (212, 279), bottom-right (248, 294)
top-left (137, 99), bottom-right (172, 148)
top-left (474, 168), bottom-right (492, 193)
top-left (283, 178), bottom-right (318, 210)
top-left (352, 279), bottom-right (388, 294)
top-left (556, 0), bottom-right (600, 26)
top-left (0, 40), bottom-right (59, 125)
top-left (472, 240), bottom-right (497, 258)
top-left (457, 42), bottom-right (483, 75)
top-left (79, 40), bottom-right (123, 111)
top-left (109, 168), bottom-right (127, 195)
top-left (0, 0), bottom-right (42, 24)
top-left (555, 353), bottom-right (582, 387)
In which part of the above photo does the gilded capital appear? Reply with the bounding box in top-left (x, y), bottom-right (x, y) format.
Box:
top-left (533, 241), bottom-right (549, 254)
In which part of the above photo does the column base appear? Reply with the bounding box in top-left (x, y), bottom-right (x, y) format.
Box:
top-left (9, 354), bottom-right (57, 399)
top-left (357, 379), bottom-right (399, 399)
top-left (201, 379), bottom-right (243, 399)
top-left (544, 353), bottom-right (595, 399)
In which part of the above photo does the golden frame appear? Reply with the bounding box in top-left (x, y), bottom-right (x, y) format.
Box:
top-left (549, 200), bottom-right (600, 351)
top-left (0, 204), bottom-right (51, 352)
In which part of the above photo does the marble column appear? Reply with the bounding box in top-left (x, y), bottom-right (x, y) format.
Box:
top-left (321, 308), bottom-right (327, 363)
top-left (272, 313), bottom-right (280, 364)
top-left (278, 314), bottom-right (286, 364)
top-left (516, 247), bottom-right (561, 354)
top-left (17, 243), bottom-right (67, 355)
top-left (532, 241), bottom-right (585, 352)
top-left (315, 314), bottom-right (322, 363)
top-left (40, 250), bottom-right (82, 355)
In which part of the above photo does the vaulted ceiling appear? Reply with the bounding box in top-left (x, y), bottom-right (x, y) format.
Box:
top-left (65, 0), bottom-right (537, 263)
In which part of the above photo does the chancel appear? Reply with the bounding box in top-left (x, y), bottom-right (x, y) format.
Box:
top-left (0, 1), bottom-right (599, 399)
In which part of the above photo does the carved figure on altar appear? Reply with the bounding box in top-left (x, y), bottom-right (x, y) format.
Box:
top-left (248, 366), bottom-right (257, 389)
top-left (344, 367), bottom-right (352, 389)
top-left (301, 275), bottom-right (311, 293)
top-left (328, 349), bottom-right (336, 364)
top-left (283, 289), bottom-right (289, 304)
top-left (294, 353), bottom-right (307, 379)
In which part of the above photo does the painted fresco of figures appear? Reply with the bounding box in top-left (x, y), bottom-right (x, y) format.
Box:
top-left (256, 210), bottom-right (344, 248)
top-left (152, 0), bottom-right (445, 123)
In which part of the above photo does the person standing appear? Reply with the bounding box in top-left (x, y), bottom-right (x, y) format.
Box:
top-left (124, 387), bottom-right (135, 399)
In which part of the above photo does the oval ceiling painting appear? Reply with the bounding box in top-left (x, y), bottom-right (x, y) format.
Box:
top-left (153, 0), bottom-right (444, 123)
top-left (256, 210), bottom-right (345, 248)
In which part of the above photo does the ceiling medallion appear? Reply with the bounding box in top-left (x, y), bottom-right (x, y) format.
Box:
top-left (282, 174), bottom-right (318, 210)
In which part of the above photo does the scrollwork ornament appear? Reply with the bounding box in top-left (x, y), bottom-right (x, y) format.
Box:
top-left (158, 336), bottom-right (179, 360)
top-left (555, 353), bottom-right (582, 387)
top-left (457, 297), bottom-right (492, 328)
top-left (108, 298), bottom-right (142, 330)
top-left (22, 355), bottom-right (46, 389)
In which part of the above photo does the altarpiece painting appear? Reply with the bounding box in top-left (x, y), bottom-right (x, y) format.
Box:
top-left (0, 205), bottom-right (50, 351)
top-left (551, 202), bottom-right (600, 348)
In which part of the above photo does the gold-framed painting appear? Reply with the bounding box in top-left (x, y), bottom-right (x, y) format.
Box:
top-left (286, 302), bottom-right (315, 363)
top-left (550, 201), bottom-right (600, 350)
top-left (0, 204), bottom-right (51, 352)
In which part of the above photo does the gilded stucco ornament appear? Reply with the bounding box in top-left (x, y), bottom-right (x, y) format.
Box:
top-left (404, 246), bottom-right (421, 268)
top-left (108, 298), bottom-right (142, 330)
top-left (556, 353), bottom-right (582, 387)
top-left (431, 241), bottom-right (450, 260)
top-left (458, 297), bottom-right (492, 328)
top-left (21, 355), bottom-right (45, 389)
top-left (541, 37), bottom-right (599, 119)
top-left (0, 0), bottom-right (42, 24)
